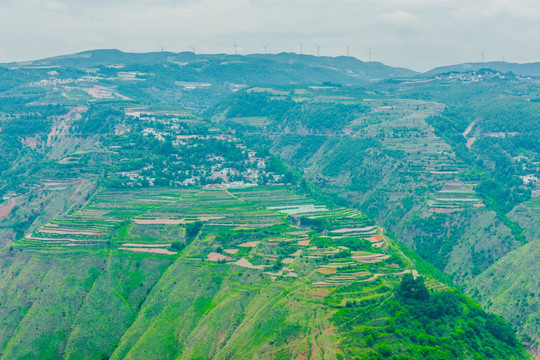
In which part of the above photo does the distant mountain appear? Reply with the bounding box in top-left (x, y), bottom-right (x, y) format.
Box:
top-left (426, 61), bottom-right (540, 76)
top-left (1, 49), bottom-right (418, 85)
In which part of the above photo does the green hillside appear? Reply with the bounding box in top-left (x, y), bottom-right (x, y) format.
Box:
top-left (0, 52), bottom-right (536, 358)
top-left (467, 240), bottom-right (540, 356)
top-left (210, 78), bottom-right (540, 353)
top-left (0, 183), bottom-right (529, 359)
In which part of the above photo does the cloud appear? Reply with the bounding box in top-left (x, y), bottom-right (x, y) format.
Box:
top-left (1, 0), bottom-right (540, 71)
top-left (380, 9), bottom-right (418, 25)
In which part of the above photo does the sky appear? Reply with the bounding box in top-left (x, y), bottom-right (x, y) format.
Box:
top-left (1, 0), bottom-right (540, 71)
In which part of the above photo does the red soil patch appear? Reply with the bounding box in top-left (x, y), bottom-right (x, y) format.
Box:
top-left (369, 234), bottom-right (383, 242)
top-left (268, 242), bottom-right (279, 246)
top-left (473, 203), bottom-right (485, 208)
top-left (224, 248), bottom-right (238, 255)
top-left (317, 268), bottom-right (337, 275)
top-left (298, 239), bottom-right (310, 246)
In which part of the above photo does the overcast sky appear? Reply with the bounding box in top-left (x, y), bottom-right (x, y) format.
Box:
top-left (1, 0), bottom-right (540, 71)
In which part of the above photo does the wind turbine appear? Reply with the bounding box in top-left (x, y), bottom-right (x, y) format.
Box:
top-left (158, 44), bottom-right (165, 52)
top-left (190, 44), bottom-right (196, 54)
top-left (479, 50), bottom-right (484, 63)
top-left (233, 41), bottom-right (238, 55)
top-left (316, 44), bottom-right (320, 57)
top-left (346, 45), bottom-right (350, 57)
top-left (368, 49), bottom-right (372, 62)
top-left (263, 44), bottom-right (268, 54)
top-left (299, 42), bottom-right (303, 55)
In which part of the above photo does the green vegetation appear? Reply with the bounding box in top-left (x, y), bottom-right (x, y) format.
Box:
top-left (0, 53), bottom-right (536, 358)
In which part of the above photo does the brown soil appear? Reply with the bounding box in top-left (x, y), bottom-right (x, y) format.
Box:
top-left (208, 252), bottom-right (232, 262)
top-left (40, 229), bottom-right (106, 236)
top-left (317, 268), bottom-right (337, 275)
top-left (224, 248), bottom-right (238, 255)
top-left (331, 226), bottom-right (375, 234)
top-left (231, 258), bottom-right (267, 270)
top-left (119, 247), bottom-right (176, 255)
top-left (369, 234), bottom-right (383, 242)
top-left (238, 241), bottom-right (260, 248)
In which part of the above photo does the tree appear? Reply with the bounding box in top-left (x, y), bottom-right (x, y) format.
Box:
top-left (397, 273), bottom-right (429, 301)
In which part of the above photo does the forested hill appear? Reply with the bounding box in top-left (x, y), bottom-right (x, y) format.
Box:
top-left (2, 49), bottom-right (417, 84)
top-left (426, 61), bottom-right (540, 77)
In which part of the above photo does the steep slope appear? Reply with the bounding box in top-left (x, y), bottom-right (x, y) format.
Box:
top-left (0, 50), bottom-right (534, 359)
top-left (467, 240), bottom-right (540, 358)
top-left (210, 81), bottom-right (540, 355)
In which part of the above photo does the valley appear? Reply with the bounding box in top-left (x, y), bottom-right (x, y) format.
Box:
top-left (0, 50), bottom-right (537, 359)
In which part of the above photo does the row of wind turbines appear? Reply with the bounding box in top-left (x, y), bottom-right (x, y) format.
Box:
top-left (157, 42), bottom-right (373, 61)
top-left (158, 43), bottom-right (499, 63)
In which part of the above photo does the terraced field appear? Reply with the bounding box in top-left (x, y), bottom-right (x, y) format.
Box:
top-left (16, 184), bottom-right (448, 302)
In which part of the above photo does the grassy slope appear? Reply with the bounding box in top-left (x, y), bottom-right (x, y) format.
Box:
top-left (466, 240), bottom-right (540, 355)
top-left (0, 250), bottom-right (172, 360)
top-left (0, 246), bottom-right (529, 360)
top-left (211, 87), bottom-right (538, 355)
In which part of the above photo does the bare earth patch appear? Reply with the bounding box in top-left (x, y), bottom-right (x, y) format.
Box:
top-left (119, 247), bottom-right (176, 255)
top-left (224, 248), bottom-right (238, 255)
top-left (282, 258), bottom-right (295, 264)
top-left (368, 234), bottom-right (383, 242)
top-left (317, 268), bottom-right (337, 275)
top-left (40, 228), bottom-right (106, 236)
top-left (238, 241), bottom-right (260, 248)
top-left (231, 258), bottom-right (267, 270)
top-left (352, 254), bottom-right (390, 263)
top-left (298, 239), bottom-right (311, 246)
top-left (208, 252), bottom-right (232, 262)
top-left (331, 226), bottom-right (376, 234)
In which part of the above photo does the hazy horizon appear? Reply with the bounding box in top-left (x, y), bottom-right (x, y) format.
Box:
top-left (2, 0), bottom-right (540, 72)
top-left (4, 47), bottom-right (540, 74)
